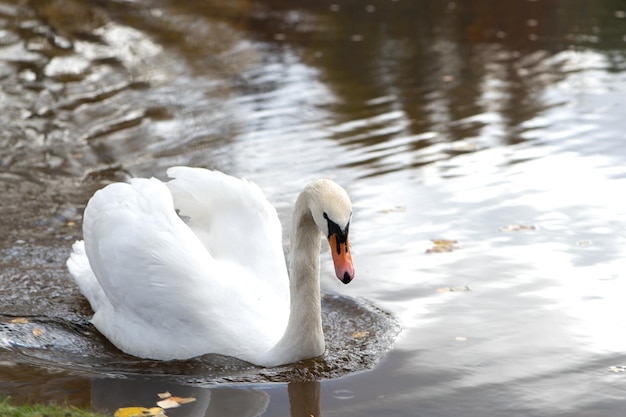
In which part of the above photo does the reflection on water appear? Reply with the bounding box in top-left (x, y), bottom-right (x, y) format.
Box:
top-left (91, 379), bottom-right (321, 417)
top-left (92, 379), bottom-right (272, 417)
top-left (1, 0), bottom-right (626, 416)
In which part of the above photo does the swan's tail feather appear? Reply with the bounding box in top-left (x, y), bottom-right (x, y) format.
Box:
top-left (67, 240), bottom-right (107, 312)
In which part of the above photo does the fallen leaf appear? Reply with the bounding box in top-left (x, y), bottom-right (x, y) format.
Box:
top-left (170, 397), bottom-right (196, 405)
top-left (32, 328), bottom-right (44, 337)
top-left (10, 318), bottom-right (29, 324)
top-left (351, 331), bottom-right (369, 339)
top-left (114, 407), bottom-right (164, 417)
top-left (157, 394), bottom-right (197, 409)
top-left (157, 399), bottom-right (181, 409)
top-left (148, 407), bottom-right (166, 417)
top-left (426, 239), bottom-right (458, 253)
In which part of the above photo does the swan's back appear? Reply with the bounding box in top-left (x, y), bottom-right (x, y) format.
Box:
top-left (166, 167), bottom-right (288, 296)
top-left (68, 169), bottom-right (290, 362)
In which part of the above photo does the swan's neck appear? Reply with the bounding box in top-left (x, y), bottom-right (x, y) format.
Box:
top-left (265, 192), bottom-right (324, 366)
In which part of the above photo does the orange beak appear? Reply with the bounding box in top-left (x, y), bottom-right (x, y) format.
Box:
top-left (329, 234), bottom-right (355, 284)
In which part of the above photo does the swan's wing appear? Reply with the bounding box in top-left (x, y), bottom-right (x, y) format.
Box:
top-left (165, 167), bottom-right (289, 301)
top-left (78, 177), bottom-right (288, 360)
top-left (81, 178), bottom-right (214, 322)
top-left (67, 240), bottom-right (107, 312)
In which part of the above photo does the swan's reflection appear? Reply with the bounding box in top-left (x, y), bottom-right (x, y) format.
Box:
top-left (90, 378), bottom-right (320, 417)
top-left (289, 381), bottom-right (321, 417)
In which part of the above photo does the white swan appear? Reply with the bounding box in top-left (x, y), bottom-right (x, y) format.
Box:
top-left (67, 167), bottom-right (354, 367)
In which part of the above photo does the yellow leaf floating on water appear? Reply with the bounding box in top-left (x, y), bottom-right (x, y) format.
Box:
top-left (114, 392), bottom-right (195, 416)
top-left (431, 239), bottom-right (457, 246)
top-left (116, 392), bottom-right (196, 415)
top-left (156, 399), bottom-right (179, 409)
top-left (171, 397), bottom-right (196, 405)
top-left (114, 407), bottom-right (165, 417)
top-left (351, 331), bottom-right (369, 339)
top-left (426, 239), bottom-right (458, 253)
top-left (157, 396), bottom-right (196, 409)
top-left (10, 318), bottom-right (29, 324)
top-left (32, 328), bottom-right (44, 337)
top-left (148, 408), bottom-right (166, 416)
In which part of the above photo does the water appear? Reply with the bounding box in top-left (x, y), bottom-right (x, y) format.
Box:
top-left (1, 0), bottom-right (626, 415)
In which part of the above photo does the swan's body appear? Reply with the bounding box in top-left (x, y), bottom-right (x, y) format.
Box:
top-left (67, 167), bottom-right (354, 367)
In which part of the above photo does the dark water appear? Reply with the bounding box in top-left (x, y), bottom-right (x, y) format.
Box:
top-left (1, 0), bottom-right (626, 415)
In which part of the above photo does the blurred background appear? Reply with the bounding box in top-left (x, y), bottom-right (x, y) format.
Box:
top-left (1, 0), bottom-right (626, 416)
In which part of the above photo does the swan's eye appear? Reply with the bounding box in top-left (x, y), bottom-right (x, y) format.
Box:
top-left (325, 215), bottom-right (348, 243)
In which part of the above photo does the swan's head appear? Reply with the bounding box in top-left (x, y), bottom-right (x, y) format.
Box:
top-left (307, 179), bottom-right (355, 285)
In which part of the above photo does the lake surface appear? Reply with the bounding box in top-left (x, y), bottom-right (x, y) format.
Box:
top-left (1, 0), bottom-right (626, 415)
